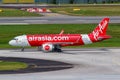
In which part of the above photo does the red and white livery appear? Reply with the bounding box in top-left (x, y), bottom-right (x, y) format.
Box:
top-left (26, 8), bottom-right (51, 13)
top-left (9, 18), bottom-right (111, 52)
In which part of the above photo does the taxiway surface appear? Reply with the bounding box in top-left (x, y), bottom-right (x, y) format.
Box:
top-left (0, 48), bottom-right (120, 80)
top-left (0, 16), bottom-right (120, 24)
top-left (0, 57), bottom-right (73, 74)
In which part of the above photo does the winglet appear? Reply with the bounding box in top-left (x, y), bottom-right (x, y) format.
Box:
top-left (59, 29), bottom-right (64, 35)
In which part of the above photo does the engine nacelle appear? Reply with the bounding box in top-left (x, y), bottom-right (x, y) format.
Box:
top-left (42, 43), bottom-right (54, 52)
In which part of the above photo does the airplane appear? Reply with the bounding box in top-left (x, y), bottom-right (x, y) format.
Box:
top-left (9, 18), bottom-right (111, 52)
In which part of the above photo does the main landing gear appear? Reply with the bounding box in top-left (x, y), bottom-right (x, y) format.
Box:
top-left (54, 45), bottom-right (62, 52)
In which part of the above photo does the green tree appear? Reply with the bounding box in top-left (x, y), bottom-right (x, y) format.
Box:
top-left (53, 0), bottom-right (56, 4)
top-left (94, 0), bottom-right (97, 3)
top-left (70, 0), bottom-right (74, 4)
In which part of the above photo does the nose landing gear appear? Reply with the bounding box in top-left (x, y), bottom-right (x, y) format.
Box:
top-left (21, 47), bottom-right (24, 51)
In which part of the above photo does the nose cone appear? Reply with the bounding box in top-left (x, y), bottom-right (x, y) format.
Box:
top-left (9, 40), bottom-right (16, 46)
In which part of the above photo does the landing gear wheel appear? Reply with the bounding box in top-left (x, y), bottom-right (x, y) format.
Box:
top-left (54, 45), bottom-right (62, 52)
top-left (54, 47), bottom-right (62, 52)
top-left (57, 49), bottom-right (62, 52)
top-left (21, 47), bottom-right (24, 51)
top-left (38, 46), bottom-right (42, 51)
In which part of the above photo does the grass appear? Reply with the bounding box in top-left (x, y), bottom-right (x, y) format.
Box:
top-left (0, 6), bottom-right (120, 17)
top-left (0, 24), bottom-right (120, 48)
top-left (50, 6), bottom-right (120, 16)
top-left (0, 61), bottom-right (28, 71)
top-left (0, 8), bottom-right (41, 17)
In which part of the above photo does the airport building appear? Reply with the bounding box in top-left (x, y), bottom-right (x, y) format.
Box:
top-left (0, 0), bottom-right (120, 4)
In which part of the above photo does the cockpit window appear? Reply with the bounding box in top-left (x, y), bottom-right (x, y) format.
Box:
top-left (13, 38), bottom-right (18, 40)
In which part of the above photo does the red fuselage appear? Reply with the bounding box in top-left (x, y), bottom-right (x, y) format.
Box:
top-left (26, 34), bottom-right (96, 47)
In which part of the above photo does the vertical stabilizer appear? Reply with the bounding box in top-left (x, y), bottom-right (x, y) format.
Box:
top-left (91, 18), bottom-right (110, 41)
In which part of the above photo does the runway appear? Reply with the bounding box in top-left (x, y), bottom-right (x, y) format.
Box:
top-left (0, 16), bottom-right (120, 24)
top-left (0, 48), bottom-right (120, 80)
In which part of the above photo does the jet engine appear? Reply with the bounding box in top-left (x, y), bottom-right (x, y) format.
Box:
top-left (42, 43), bottom-right (54, 52)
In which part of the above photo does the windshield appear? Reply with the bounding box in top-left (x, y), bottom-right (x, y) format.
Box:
top-left (12, 38), bottom-right (18, 40)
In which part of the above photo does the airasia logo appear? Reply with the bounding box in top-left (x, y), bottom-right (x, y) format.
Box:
top-left (45, 45), bottom-right (50, 51)
top-left (92, 20), bottom-right (107, 40)
top-left (28, 36), bottom-right (69, 41)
